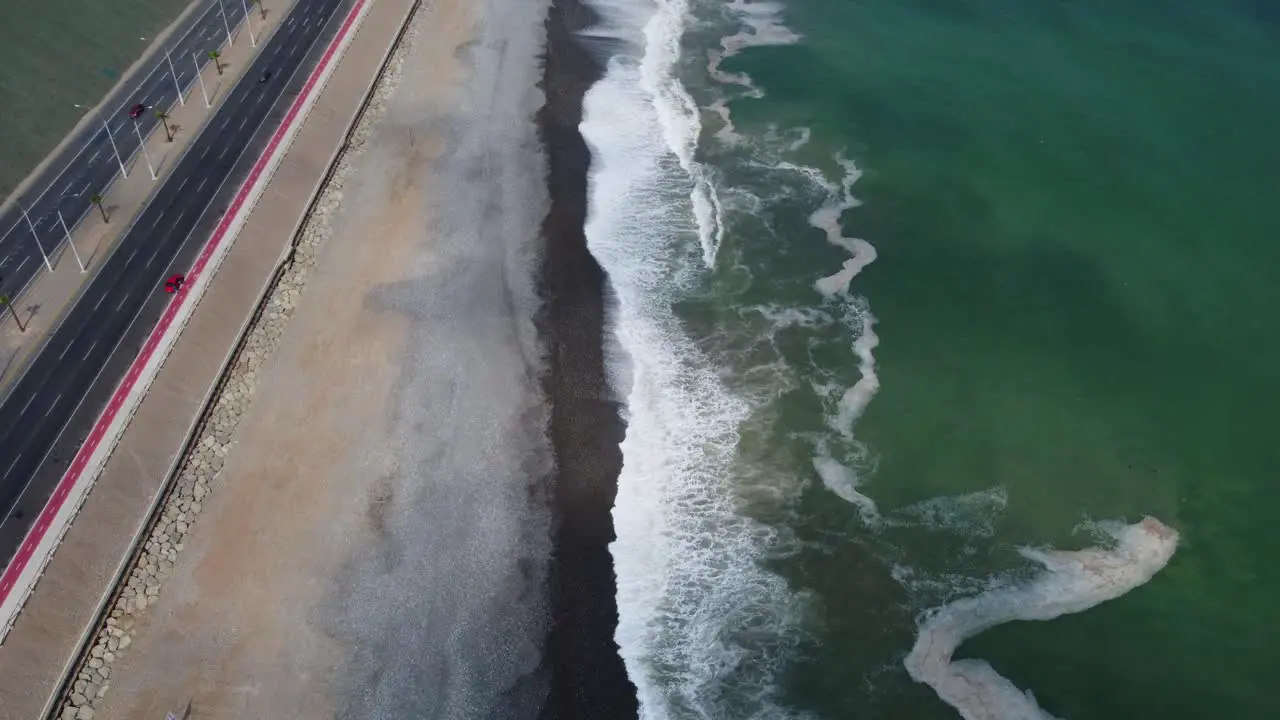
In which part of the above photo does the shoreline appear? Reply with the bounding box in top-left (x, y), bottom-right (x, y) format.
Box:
top-left (536, 0), bottom-right (639, 717)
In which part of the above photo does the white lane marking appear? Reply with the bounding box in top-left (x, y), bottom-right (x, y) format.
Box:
top-left (85, 340), bottom-right (97, 357)
top-left (16, 256), bottom-right (29, 273)
top-left (200, 145), bottom-right (210, 160)
top-left (93, 293), bottom-right (107, 311)
top-left (149, 210), bottom-right (166, 231)
top-left (197, 177), bottom-right (208, 193)
top-left (45, 393), bottom-right (62, 417)
top-left (219, 117), bottom-right (230, 131)
top-left (177, 176), bottom-right (189, 194)
top-left (117, 294), bottom-right (129, 312)
top-left (20, 394), bottom-right (35, 417)
top-left (239, 117), bottom-right (248, 130)
top-left (147, 250), bottom-right (157, 268)
top-left (61, 180), bottom-right (76, 196)
top-left (219, 145), bottom-right (230, 159)
top-left (58, 340), bottom-right (73, 361)
top-left (2, 454), bottom-right (19, 481)
top-left (127, 248), bottom-right (138, 264)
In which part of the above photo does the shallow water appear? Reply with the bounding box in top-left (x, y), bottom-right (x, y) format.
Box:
top-left (584, 0), bottom-right (1280, 717)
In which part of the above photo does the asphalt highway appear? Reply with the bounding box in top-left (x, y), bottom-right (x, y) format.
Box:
top-left (0, 0), bottom-right (254, 301)
top-left (0, 0), bottom-right (349, 565)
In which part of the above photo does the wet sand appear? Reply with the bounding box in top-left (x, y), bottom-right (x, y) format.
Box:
top-left (536, 0), bottom-right (638, 716)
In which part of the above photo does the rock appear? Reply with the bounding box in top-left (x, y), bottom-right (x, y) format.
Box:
top-left (107, 637), bottom-right (119, 651)
top-left (74, 680), bottom-right (86, 694)
top-left (134, 595), bottom-right (148, 612)
top-left (88, 658), bottom-right (102, 669)
top-left (90, 645), bottom-right (104, 659)
top-left (103, 651), bottom-right (115, 663)
top-left (78, 707), bottom-right (95, 720)
top-left (62, 706), bottom-right (78, 720)
top-left (118, 635), bottom-right (132, 651)
top-left (71, 692), bottom-right (87, 706)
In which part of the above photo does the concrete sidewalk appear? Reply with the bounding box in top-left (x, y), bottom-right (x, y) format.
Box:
top-left (0, 0), bottom-right (297, 405)
top-left (0, 0), bottom-right (417, 717)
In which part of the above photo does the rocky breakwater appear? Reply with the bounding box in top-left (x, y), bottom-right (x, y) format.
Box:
top-left (53, 19), bottom-right (418, 720)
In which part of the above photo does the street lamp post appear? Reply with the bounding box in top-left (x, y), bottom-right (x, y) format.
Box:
top-left (192, 53), bottom-right (212, 107)
top-left (0, 292), bottom-right (26, 332)
top-left (18, 205), bottom-right (54, 273)
top-left (240, 0), bottom-right (258, 47)
top-left (57, 211), bottom-right (87, 273)
top-left (102, 118), bottom-right (129, 178)
top-left (219, 0), bottom-right (234, 47)
top-left (165, 48), bottom-right (186, 106)
top-left (133, 120), bottom-right (157, 180)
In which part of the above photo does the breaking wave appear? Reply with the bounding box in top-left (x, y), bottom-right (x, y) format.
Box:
top-left (579, 0), bottom-right (1181, 718)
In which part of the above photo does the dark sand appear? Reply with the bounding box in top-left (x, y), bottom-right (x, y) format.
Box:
top-left (537, 0), bottom-right (639, 717)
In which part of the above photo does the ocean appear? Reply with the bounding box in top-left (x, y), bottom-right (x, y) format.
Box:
top-left (0, 0), bottom-right (194, 197)
top-left (579, 0), bottom-right (1280, 718)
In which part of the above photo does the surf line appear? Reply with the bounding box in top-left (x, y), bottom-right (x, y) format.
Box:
top-left (905, 517), bottom-right (1179, 720)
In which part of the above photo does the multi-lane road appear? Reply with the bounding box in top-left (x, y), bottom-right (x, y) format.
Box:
top-left (0, 0), bottom-right (255, 302)
top-left (0, 0), bottom-right (348, 564)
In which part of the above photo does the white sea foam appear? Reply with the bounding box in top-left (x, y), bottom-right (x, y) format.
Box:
top-left (581, 0), bottom-right (814, 717)
top-left (639, 0), bottom-right (726, 265)
top-left (707, 1), bottom-right (802, 143)
top-left (905, 517), bottom-right (1180, 720)
top-left (891, 487), bottom-right (1010, 539)
top-left (748, 303), bottom-right (835, 329)
top-left (812, 451), bottom-right (881, 524)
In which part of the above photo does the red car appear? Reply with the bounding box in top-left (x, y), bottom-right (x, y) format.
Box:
top-left (128, 103), bottom-right (147, 119)
top-left (164, 274), bottom-right (186, 293)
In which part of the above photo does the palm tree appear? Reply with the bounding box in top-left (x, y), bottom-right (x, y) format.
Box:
top-left (0, 293), bottom-right (26, 332)
top-left (155, 109), bottom-right (173, 141)
top-left (90, 193), bottom-right (109, 223)
top-left (252, 0), bottom-right (266, 19)
top-left (209, 49), bottom-right (223, 75)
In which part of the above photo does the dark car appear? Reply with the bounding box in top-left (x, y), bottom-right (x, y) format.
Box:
top-left (164, 273), bottom-right (186, 294)
top-left (258, 70), bottom-right (272, 84)
top-left (128, 103), bottom-right (147, 119)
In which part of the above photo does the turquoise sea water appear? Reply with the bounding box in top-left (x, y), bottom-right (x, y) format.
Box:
top-left (584, 0), bottom-right (1280, 717)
